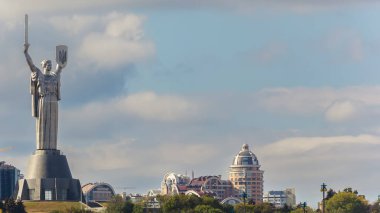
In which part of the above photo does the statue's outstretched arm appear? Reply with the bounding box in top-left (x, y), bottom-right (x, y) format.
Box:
top-left (24, 44), bottom-right (38, 73)
top-left (55, 64), bottom-right (63, 75)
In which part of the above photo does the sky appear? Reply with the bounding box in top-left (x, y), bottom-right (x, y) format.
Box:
top-left (1, 0), bottom-right (380, 207)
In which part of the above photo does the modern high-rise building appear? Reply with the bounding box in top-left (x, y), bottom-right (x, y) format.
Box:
top-left (0, 161), bottom-right (20, 200)
top-left (229, 144), bottom-right (264, 204)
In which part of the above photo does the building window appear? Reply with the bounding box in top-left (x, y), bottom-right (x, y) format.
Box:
top-left (45, 190), bottom-right (53, 200)
top-left (29, 189), bottom-right (35, 200)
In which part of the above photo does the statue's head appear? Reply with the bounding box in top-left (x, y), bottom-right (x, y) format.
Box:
top-left (41, 59), bottom-right (52, 74)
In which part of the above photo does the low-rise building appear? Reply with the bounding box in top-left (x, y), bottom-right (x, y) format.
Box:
top-left (161, 172), bottom-right (234, 201)
top-left (82, 182), bottom-right (115, 202)
top-left (263, 188), bottom-right (296, 208)
top-left (161, 172), bottom-right (191, 195)
top-left (186, 176), bottom-right (234, 200)
top-left (0, 161), bottom-right (20, 200)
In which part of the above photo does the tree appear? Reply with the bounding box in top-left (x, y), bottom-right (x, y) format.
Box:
top-left (0, 200), bottom-right (4, 212)
top-left (222, 203), bottom-right (234, 213)
top-left (106, 195), bottom-right (135, 213)
top-left (194, 205), bottom-right (224, 213)
top-left (253, 202), bottom-right (275, 213)
top-left (106, 195), bottom-right (126, 213)
top-left (326, 191), bottom-right (369, 213)
top-left (161, 194), bottom-right (184, 212)
top-left (325, 189), bottom-right (336, 200)
top-left (4, 198), bottom-right (16, 212)
top-left (13, 200), bottom-right (26, 213)
top-left (234, 203), bottom-right (255, 213)
top-left (3, 198), bottom-right (26, 213)
top-left (187, 194), bottom-right (202, 209)
top-left (201, 196), bottom-right (224, 210)
top-left (278, 204), bottom-right (293, 213)
top-left (370, 201), bottom-right (380, 213)
top-left (290, 206), bottom-right (315, 213)
top-left (290, 208), bottom-right (314, 213)
top-left (132, 203), bottom-right (143, 213)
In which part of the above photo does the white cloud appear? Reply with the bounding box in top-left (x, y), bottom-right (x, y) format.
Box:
top-left (105, 13), bottom-right (145, 39)
top-left (260, 134), bottom-right (380, 156)
top-left (66, 139), bottom-right (218, 177)
top-left (256, 134), bottom-right (380, 204)
top-left (120, 92), bottom-right (198, 121)
top-left (49, 15), bottom-right (98, 36)
top-left (64, 91), bottom-right (199, 123)
top-left (256, 86), bottom-right (380, 122)
top-left (78, 13), bottom-right (155, 68)
top-left (325, 100), bottom-right (359, 122)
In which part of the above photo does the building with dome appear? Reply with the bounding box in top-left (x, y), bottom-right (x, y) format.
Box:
top-left (82, 182), bottom-right (115, 202)
top-left (229, 144), bottom-right (264, 204)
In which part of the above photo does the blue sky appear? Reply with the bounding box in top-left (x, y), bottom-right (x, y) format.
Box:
top-left (1, 0), bottom-right (380, 207)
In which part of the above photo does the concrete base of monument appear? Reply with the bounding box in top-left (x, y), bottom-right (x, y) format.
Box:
top-left (15, 150), bottom-right (82, 201)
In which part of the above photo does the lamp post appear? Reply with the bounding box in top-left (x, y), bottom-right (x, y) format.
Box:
top-left (302, 202), bottom-right (307, 213)
top-left (320, 183), bottom-right (327, 213)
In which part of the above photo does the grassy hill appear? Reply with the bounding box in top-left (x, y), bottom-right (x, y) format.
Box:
top-left (23, 201), bottom-right (87, 213)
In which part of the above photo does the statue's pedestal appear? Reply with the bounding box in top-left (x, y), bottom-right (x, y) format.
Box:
top-left (15, 150), bottom-right (81, 201)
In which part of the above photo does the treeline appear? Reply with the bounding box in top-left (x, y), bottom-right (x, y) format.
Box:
top-left (106, 187), bottom-right (380, 213)
top-left (0, 198), bottom-right (26, 213)
top-left (106, 194), bottom-right (297, 213)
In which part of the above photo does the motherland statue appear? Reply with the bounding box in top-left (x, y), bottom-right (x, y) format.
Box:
top-left (24, 33), bottom-right (67, 150)
top-left (15, 14), bottom-right (81, 201)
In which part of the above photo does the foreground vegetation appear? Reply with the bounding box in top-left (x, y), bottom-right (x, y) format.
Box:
top-left (1, 200), bottom-right (88, 213)
top-left (106, 187), bottom-right (380, 213)
top-left (2, 186), bottom-right (380, 212)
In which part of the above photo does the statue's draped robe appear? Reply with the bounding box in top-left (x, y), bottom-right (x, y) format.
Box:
top-left (30, 70), bottom-right (60, 150)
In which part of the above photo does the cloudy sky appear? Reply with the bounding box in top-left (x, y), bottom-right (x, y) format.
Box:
top-left (1, 0), bottom-right (380, 206)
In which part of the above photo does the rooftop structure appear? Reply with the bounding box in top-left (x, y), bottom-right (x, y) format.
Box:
top-left (186, 176), bottom-right (234, 200)
top-left (82, 182), bottom-right (115, 202)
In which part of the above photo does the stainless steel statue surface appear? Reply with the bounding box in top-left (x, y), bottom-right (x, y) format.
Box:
top-left (15, 15), bottom-right (81, 202)
top-left (23, 14), bottom-right (68, 150)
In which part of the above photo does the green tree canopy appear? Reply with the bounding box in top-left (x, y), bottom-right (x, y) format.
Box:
top-left (4, 198), bottom-right (26, 213)
top-left (234, 203), bottom-right (255, 213)
top-left (253, 202), bottom-right (275, 213)
top-left (194, 204), bottom-right (224, 213)
top-left (106, 195), bottom-right (136, 213)
top-left (326, 191), bottom-right (369, 213)
top-left (325, 189), bottom-right (337, 200)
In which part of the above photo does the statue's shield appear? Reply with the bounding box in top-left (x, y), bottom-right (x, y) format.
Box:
top-left (56, 45), bottom-right (68, 67)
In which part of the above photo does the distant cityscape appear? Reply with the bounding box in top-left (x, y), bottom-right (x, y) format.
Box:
top-left (0, 143), bottom-right (297, 209)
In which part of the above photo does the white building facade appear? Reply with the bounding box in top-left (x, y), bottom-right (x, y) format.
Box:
top-left (263, 188), bottom-right (296, 208)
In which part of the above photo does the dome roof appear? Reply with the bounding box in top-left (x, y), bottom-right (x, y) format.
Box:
top-left (232, 144), bottom-right (259, 166)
